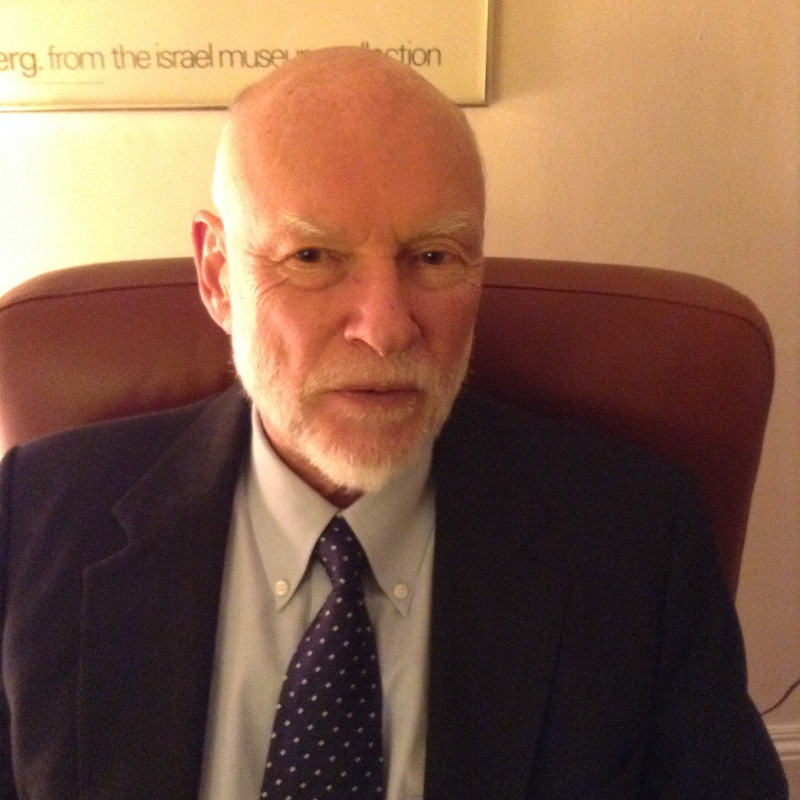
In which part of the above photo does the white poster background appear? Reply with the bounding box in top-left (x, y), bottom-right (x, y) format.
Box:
top-left (0, 0), bottom-right (489, 109)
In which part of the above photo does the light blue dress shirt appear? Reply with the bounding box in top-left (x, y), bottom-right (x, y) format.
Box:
top-left (199, 408), bottom-right (435, 800)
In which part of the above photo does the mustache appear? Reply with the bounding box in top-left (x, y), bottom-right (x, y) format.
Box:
top-left (303, 352), bottom-right (440, 394)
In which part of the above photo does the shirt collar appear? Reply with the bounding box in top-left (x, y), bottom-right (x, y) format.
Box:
top-left (246, 406), bottom-right (434, 616)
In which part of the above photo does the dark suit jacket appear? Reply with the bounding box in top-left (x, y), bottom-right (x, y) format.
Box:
top-left (0, 386), bottom-right (786, 799)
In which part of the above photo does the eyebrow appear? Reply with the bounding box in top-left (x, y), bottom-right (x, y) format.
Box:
top-left (277, 212), bottom-right (340, 238)
top-left (413, 211), bottom-right (481, 239)
top-left (277, 210), bottom-right (481, 241)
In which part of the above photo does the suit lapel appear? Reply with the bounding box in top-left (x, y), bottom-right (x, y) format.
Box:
top-left (424, 394), bottom-right (572, 800)
top-left (77, 388), bottom-right (250, 800)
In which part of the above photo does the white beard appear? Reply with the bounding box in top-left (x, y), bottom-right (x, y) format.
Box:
top-left (231, 316), bottom-right (471, 495)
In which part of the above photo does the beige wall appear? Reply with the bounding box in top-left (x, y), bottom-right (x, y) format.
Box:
top-left (1, 0), bottom-right (798, 776)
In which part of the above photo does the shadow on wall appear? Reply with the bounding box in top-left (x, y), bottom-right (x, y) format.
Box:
top-left (488, 0), bottom-right (563, 100)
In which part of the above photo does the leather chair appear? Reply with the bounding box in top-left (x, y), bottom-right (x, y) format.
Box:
top-left (0, 257), bottom-right (774, 596)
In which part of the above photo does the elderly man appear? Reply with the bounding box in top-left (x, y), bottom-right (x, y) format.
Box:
top-left (0, 47), bottom-right (786, 799)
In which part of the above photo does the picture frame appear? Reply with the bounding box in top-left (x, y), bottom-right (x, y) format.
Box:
top-left (0, 0), bottom-right (490, 110)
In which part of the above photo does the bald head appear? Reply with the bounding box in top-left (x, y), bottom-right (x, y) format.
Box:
top-left (212, 47), bottom-right (484, 235)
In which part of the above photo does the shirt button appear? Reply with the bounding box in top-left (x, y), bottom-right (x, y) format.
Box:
top-left (275, 580), bottom-right (290, 597)
top-left (393, 583), bottom-right (409, 600)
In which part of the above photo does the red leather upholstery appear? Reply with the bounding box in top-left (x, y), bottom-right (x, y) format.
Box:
top-left (0, 256), bottom-right (773, 595)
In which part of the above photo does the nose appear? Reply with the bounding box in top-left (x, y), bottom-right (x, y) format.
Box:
top-left (342, 260), bottom-right (422, 357)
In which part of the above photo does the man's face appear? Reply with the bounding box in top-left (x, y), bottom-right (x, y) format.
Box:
top-left (198, 69), bottom-right (484, 499)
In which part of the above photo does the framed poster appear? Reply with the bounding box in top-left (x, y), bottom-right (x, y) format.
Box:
top-left (0, 0), bottom-right (490, 110)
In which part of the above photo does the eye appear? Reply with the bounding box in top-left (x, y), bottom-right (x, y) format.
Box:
top-left (295, 248), bottom-right (324, 263)
top-left (420, 250), bottom-right (448, 266)
top-left (279, 247), bottom-right (345, 290)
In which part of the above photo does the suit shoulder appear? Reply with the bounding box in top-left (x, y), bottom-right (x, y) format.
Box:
top-left (444, 390), bottom-right (687, 486)
top-left (8, 399), bottom-right (203, 477)
top-left (437, 391), bottom-right (701, 547)
top-left (1, 386), bottom-right (247, 497)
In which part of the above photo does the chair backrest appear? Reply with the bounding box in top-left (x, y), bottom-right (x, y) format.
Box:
top-left (0, 256), bottom-right (773, 595)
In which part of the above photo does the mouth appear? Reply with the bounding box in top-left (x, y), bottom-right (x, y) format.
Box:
top-left (323, 385), bottom-right (426, 414)
top-left (331, 384), bottom-right (423, 398)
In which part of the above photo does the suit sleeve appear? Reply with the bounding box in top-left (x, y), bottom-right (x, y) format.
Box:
top-left (641, 476), bottom-right (787, 798)
top-left (0, 450), bottom-right (19, 799)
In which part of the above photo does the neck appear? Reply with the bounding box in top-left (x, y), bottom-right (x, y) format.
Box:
top-left (256, 415), bottom-right (363, 508)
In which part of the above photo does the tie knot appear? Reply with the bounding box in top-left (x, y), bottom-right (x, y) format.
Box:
top-left (315, 517), bottom-right (368, 592)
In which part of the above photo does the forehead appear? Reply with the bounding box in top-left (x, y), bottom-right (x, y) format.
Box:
top-left (221, 60), bottom-right (484, 235)
top-left (251, 121), bottom-right (480, 241)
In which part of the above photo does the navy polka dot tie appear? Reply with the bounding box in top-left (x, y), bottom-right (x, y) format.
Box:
top-left (260, 517), bottom-right (385, 799)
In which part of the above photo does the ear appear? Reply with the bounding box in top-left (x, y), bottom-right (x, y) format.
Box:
top-left (192, 210), bottom-right (233, 334)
